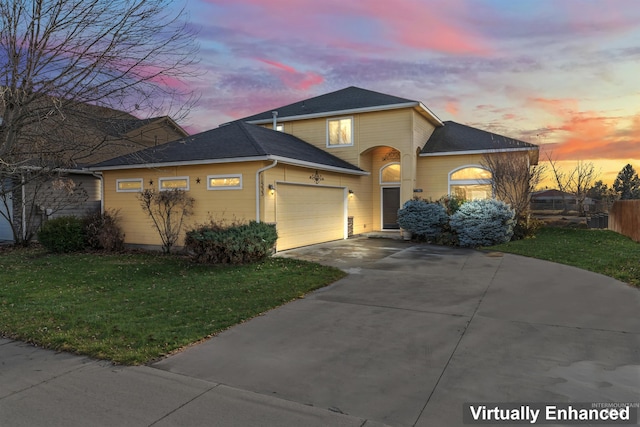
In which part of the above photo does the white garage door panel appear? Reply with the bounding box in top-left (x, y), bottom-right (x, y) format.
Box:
top-left (276, 184), bottom-right (345, 251)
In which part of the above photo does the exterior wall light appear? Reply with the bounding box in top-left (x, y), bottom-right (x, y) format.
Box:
top-left (268, 184), bottom-right (275, 195)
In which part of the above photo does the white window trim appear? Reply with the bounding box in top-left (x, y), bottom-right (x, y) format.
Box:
top-left (159, 176), bottom-right (190, 191)
top-left (326, 116), bottom-right (354, 147)
top-left (116, 178), bottom-right (143, 193)
top-left (207, 174), bottom-right (243, 190)
top-left (379, 162), bottom-right (401, 185)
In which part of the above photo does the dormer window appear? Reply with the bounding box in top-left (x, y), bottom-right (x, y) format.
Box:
top-left (327, 117), bottom-right (353, 147)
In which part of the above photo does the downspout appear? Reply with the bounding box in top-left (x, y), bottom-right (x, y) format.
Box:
top-left (91, 171), bottom-right (104, 213)
top-left (255, 160), bottom-right (278, 223)
top-left (272, 111), bottom-right (278, 130)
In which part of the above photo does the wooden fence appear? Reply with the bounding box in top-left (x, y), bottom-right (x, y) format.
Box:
top-left (608, 200), bottom-right (640, 242)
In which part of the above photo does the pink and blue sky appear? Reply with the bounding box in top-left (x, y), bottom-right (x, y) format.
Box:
top-left (175, 0), bottom-right (640, 185)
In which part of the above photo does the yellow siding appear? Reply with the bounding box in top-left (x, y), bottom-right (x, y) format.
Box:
top-left (103, 162), bottom-right (259, 247)
top-left (267, 108), bottom-right (416, 168)
top-left (412, 111), bottom-right (437, 153)
top-left (416, 154), bottom-right (486, 200)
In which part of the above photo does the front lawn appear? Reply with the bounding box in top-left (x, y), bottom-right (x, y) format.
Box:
top-left (488, 227), bottom-right (640, 287)
top-left (0, 248), bottom-right (346, 364)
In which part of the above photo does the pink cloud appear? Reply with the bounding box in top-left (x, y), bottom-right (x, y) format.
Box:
top-left (529, 97), bottom-right (640, 161)
top-left (445, 101), bottom-right (459, 115)
top-left (203, 0), bottom-right (490, 55)
top-left (256, 58), bottom-right (324, 90)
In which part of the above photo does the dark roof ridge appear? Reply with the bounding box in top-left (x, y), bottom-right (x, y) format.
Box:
top-left (236, 121), bottom-right (268, 156)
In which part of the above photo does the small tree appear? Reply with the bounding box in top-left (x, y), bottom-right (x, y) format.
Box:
top-left (481, 151), bottom-right (545, 235)
top-left (546, 154), bottom-right (598, 215)
top-left (613, 164), bottom-right (640, 200)
top-left (138, 189), bottom-right (194, 253)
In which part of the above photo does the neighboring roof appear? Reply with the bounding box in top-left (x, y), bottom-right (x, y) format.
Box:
top-left (239, 86), bottom-right (443, 126)
top-left (100, 116), bottom-right (188, 139)
top-left (531, 189), bottom-right (574, 199)
top-left (421, 121), bottom-right (538, 156)
top-left (90, 121), bottom-right (367, 175)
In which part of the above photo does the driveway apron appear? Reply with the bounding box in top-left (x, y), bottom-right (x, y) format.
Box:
top-left (152, 237), bottom-right (640, 426)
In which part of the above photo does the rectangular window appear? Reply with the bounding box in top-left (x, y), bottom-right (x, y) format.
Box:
top-left (327, 117), bottom-right (353, 146)
top-left (116, 178), bottom-right (143, 192)
top-left (159, 176), bottom-right (189, 191)
top-left (208, 174), bottom-right (242, 190)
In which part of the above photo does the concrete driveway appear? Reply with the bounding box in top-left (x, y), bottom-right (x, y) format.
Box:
top-left (153, 237), bottom-right (640, 426)
top-left (1, 237), bottom-right (638, 426)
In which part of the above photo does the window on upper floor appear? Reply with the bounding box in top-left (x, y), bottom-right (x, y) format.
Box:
top-left (449, 166), bottom-right (492, 200)
top-left (159, 176), bottom-right (189, 191)
top-left (116, 178), bottom-right (143, 192)
top-left (327, 117), bottom-right (353, 147)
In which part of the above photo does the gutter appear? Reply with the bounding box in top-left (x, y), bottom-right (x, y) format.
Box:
top-left (255, 160), bottom-right (278, 222)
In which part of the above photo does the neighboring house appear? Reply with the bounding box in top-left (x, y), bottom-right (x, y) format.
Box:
top-left (531, 189), bottom-right (594, 212)
top-left (90, 86), bottom-right (538, 251)
top-left (0, 106), bottom-right (187, 243)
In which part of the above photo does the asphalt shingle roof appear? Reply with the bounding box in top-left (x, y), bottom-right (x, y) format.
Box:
top-left (240, 86), bottom-right (420, 123)
top-left (91, 121), bottom-right (364, 173)
top-left (421, 121), bottom-right (537, 155)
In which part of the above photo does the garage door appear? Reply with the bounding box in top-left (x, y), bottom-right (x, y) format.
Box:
top-left (276, 184), bottom-right (346, 251)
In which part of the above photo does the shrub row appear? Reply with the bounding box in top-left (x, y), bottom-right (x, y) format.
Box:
top-left (184, 220), bottom-right (277, 264)
top-left (38, 211), bottom-right (125, 253)
top-left (398, 197), bottom-right (516, 247)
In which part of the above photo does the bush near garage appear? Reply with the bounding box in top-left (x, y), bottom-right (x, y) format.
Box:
top-left (185, 220), bottom-right (278, 264)
top-left (397, 198), bottom-right (449, 240)
top-left (38, 216), bottom-right (86, 253)
top-left (450, 199), bottom-right (515, 247)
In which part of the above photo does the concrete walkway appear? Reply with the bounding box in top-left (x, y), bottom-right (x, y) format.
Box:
top-left (1, 237), bottom-right (639, 426)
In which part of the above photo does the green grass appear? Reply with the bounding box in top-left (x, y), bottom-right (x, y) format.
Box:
top-left (488, 227), bottom-right (640, 287)
top-left (0, 249), bottom-right (346, 365)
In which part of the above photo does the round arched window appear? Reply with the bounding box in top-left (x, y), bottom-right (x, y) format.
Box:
top-left (380, 163), bottom-right (400, 184)
top-left (449, 166), bottom-right (492, 200)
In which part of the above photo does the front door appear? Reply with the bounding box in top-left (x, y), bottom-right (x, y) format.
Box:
top-left (381, 187), bottom-right (400, 229)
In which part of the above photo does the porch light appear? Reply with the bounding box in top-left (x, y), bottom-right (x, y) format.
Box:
top-left (268, 184), bottom-right (275, 195)
top-left (348, 189), bottom-right (354, 197)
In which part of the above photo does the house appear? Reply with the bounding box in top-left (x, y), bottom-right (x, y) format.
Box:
top-left (90, 86), bottom-right (538, 251)
top-left (0, 104), bottom-right (188, 243)
top-left (531, 189), bottom-right (594, 212)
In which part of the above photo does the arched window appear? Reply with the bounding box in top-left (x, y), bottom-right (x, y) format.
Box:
top-left (449, 166), bottom-right (492, 200)
top-left (380, 163), bottom-right (400, 184)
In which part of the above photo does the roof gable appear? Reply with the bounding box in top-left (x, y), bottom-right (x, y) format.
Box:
top-left (90, 121), bottom-right (365, 174)
top-left (239, 86), bottom-right (441, 125)
top-left (421, 121), bottom-right (537, 156)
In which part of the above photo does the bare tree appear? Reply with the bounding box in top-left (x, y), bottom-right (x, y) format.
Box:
top-left (0, 0), bottom-right (199, 243)
top-left (481, 151), bottom-right (545, 223)
top-left (138, 189), bottom-right (194, 253)
top-left (545, 153), bottom-right (599, 215)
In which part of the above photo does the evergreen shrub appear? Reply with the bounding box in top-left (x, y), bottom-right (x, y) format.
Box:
top-left (38, 216), bottom-right (86, 253)
top-left (450, 199), bottom-right (515, 247)
top-left (185, 221), bottom-right (278, 264)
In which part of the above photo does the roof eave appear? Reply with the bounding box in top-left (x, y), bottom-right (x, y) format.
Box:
top-left (420, 147), bottom-right (538, 157)
top-left (244, 102), bottom-right (443, 126)
top-left (88, 155), bottom-right (369, 176)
